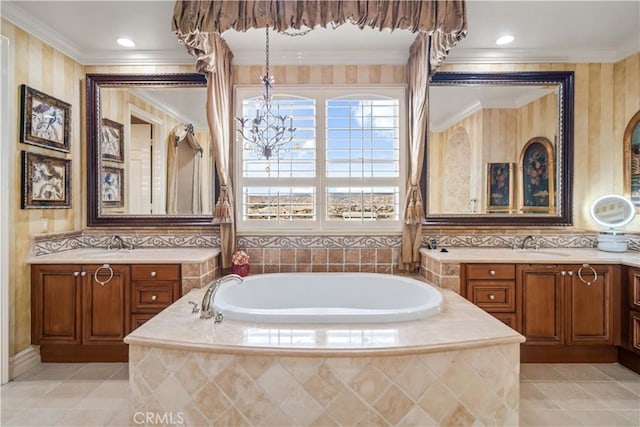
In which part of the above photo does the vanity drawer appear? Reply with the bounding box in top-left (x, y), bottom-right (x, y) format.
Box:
top-left (132, 282), bottom-right (180, 312)
top-left (466, 264), bottom-right (515, 280)
top-left (491, 313), bottom-right (518, 330)
top-left (131, 264), bottom-right (180, 281)
top-left (468, 281), bottom-right (516, 312)
top-left (130, 313), bottom-right (156, 332)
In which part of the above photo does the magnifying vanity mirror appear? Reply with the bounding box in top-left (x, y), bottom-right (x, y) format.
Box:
top-left (590, 194), bottom-right (636, 252)
top-left (425, 71), bottom-right (574, 226)
top-left (87, 73), bottom-right (216, 226)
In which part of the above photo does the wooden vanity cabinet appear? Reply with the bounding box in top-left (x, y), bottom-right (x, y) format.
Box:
top-left (518, 264), bottom-right (615, 347)
top-left (625, 267), bottom-right (640, 354)
top-left (32, 263), bottom-right (181, 362)
top-left (130, 264), bottom-right (181, 331)
top-left (462, 264), bottom-right (518, 330)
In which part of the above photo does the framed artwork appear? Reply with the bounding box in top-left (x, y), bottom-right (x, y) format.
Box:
top-left (101, 166), bottom-right (124, 208)
top-left (20, 85), bottom-right (71, 153)
top-left (21, 151), bottom-right (71, 209)
top-left (519, 137), bottom-right (555, 213)
top-left (623, 109), bottom-right (640, 212)
top-left (101, 118), bottom-right (124, 162)
top-left (486, 162), bottom-right (514, 212)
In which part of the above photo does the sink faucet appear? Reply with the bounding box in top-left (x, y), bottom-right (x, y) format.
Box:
top-left (108, 235), bottom-right (126, 250)
top-left (200, 274), bottom-right (243, 322)
top-left (521, 235), bottom-right (538, 250)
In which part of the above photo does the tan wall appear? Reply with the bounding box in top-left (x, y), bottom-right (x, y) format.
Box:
top-left (2, 21), bottom-right (85, 355)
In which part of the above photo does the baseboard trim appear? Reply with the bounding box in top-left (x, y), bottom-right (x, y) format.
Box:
top-left (9, 345), bottom-right (40, 379)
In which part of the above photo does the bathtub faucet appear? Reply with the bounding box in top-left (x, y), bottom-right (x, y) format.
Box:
top-left (200, 274), bottom-right (243, 322)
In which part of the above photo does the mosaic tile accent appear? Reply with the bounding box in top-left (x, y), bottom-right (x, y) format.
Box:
top-left (421, 233), bottom-right (599, 250)
top-left (129, 342), bottom-right (520, 427)
top-left (32, 231), bottom-right (220, 256)
top-left (31, 231), bottom-right (84, 256)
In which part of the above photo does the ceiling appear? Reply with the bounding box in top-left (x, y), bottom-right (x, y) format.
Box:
top-left (2, 1), bottom-right (639, 66)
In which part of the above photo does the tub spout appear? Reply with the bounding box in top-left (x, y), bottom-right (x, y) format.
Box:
top-left (200, 274), bottom-right (243, 321)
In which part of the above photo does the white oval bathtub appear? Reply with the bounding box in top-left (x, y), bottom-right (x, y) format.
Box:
top-left (213, 273), bottom-right (443, 323)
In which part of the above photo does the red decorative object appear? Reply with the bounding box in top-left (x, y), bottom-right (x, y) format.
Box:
top-left (231, 263), bottom-right (250, 277)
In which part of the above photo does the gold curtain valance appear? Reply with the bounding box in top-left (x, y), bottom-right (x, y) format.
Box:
top-left (172, 0), bottom-right (467, 70)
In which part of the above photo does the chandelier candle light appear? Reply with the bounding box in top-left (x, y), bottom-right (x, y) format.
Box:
top-left (236, 27), bottom-right (296, 160)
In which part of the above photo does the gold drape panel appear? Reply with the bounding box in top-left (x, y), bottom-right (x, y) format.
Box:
top-left (166, 125), bottom-right (204, 215)
top-left (172, 0), bottom-right (467, 70)
top-left (401, 33), bottom-right (430, 271)
top-left (200, 33), bottom-right (236, 268)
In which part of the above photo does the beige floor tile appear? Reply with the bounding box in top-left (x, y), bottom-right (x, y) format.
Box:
top-left (86, 380), bottom-right (129, 399)
top-left (67, 363), bottom-right (127, 381)
top-left (519, 407), bottom-right (581, 426)
top-left (74, 397), bottom-right (129, 411)
top-left (552, 363), bottom-right (613, 381)
top-left (53, 409), bottom-right (118, 427)
top-left (533, 382), bottom-right (608, 411)
top-left (577, 382), bottom-right (640, 410)
top-left (2, 408), bottom-right (68, 426)
top-left (16, 363), bottom-right (82, 381)
top-left (620, 381), bottom-right (640, 396)
top-left (520, 364), bottom-right (565, 382)
top-left (519, 383), bottom-right (560, 410)
top-left (619, 410), bottom-right (640, 424)
top-left (45, 380), bottom-right (102, 399)
top-left (593, 364), bottom-right (640, 381)
top-left (565, 409), bottom-right (639, 426)
top-left (105, 409), bottom-right (132, 427)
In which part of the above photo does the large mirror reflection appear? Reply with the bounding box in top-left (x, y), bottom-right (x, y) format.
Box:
top-left (425, 71), bottom-right (574, 226)
top-left (87, 74), bottom-right (216, 226)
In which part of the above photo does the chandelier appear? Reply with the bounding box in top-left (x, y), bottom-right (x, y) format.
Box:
top-left (236, 27), bottom-right (296, 160)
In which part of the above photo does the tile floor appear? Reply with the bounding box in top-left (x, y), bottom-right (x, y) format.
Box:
top-left (0, 362), bottom-right (638, 426)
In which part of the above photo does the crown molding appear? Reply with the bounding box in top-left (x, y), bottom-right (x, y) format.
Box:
top-left (446, 45), bottom-right (639, 64)
top-left (431, 100), bottom-right (482, 133)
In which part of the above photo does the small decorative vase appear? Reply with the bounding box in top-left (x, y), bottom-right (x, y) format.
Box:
top-left (231, 263), bottom-right (250, 277)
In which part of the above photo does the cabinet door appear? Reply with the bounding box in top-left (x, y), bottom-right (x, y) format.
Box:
top-left (631, 311), bottom-right (640, 354)
top-left (631, 269), bottom-right (640, 311)
top-left (566, 264), bottom-right (613, 345)
top-left (83, 264), bottom-right (130, 345)
top-left (518, 264), bottom-right (564, 345)
top-left (31, 265), bottom-right (82, 345)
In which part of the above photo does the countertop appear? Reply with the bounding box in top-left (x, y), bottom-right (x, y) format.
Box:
top-left (124, 286), bottom-right (525, 356)
top-left (27, 247), bottom-right (221, 264)
top-left (420, 247), bottom-right (640, 267)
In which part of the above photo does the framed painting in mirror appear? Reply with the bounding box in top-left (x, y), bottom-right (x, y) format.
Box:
top-left (486, 162), bottom-right (513, 212)
top-left (102, 166), bottom-right (124, 208)
top-left (101, 118), bottom-right (124, 162)
top-left (623, 109), bottom-right (640, 211)
top-left (519, 137), bottom-right (555, 213)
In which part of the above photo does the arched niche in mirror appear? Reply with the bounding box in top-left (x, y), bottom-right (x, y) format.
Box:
top-left (424, 71), bottom-right (574, 226)
top-left (86, 73), bottom-right (217, 227)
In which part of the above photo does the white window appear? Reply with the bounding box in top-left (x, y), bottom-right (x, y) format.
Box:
top-left (235, 86), bottom-right (406, 233)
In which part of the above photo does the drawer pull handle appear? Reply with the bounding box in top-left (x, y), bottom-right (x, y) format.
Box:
top-left (489, 270), bottom-right (496, 276)
top-left (488, 294), bottom-right (496, 300)
top-left (151, 295), bottom-right (157, 301)
top-left (150, 271), bottom-right (157, 277)
top-left (577, 264), bottom-right (598, 286)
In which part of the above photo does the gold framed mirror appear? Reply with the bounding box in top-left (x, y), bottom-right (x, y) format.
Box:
top-left (623, 109), bottom-right (640, 213)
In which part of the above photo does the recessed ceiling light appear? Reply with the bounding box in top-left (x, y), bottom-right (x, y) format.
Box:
top-left (495, 35), bottom-right (514, 46)
top-left (117, 38), bottom-right (136, 48)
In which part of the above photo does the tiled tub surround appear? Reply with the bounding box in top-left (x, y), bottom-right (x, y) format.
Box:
top-left (126, 286), bottom-right (524, 426)
top-left (420, 247), bottom-right (640, 293)
top-left (27, 247), bottom-right (221, 294)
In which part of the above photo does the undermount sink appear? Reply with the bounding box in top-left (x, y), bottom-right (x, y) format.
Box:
top-left (517, 250), bottom-right (571, 258)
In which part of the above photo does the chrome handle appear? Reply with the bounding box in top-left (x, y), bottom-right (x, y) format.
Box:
top-left (577, 264), bottom-right (598, 286)
top-left (188, 301), bottom-right (200, 314)
top-left (94, 264), bottom-right (114, 286)
top-left (561, 271), bottom-right (566, 276)
top-left (80, 271), bottom-right (87, 277)
top-left (214, 312), bottom-right (224, 324)
top-left (73, 271), bottom-right (80, 277)
top-left (150, 271), bottom-right (157, 277)
top-left (151, 295), bottom-right (157, 301)
top-left (488, 294), bottom-right (496, 300)
top-left (489, 270), bottom-right (496, 276)
top-left (568, 271), bottom-right (574, 276)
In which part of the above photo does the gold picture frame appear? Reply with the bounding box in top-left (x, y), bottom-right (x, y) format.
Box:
top-left (623, 109), bottom-right (640, 212)
top-left (518, 136), bottom-right (555, 214)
